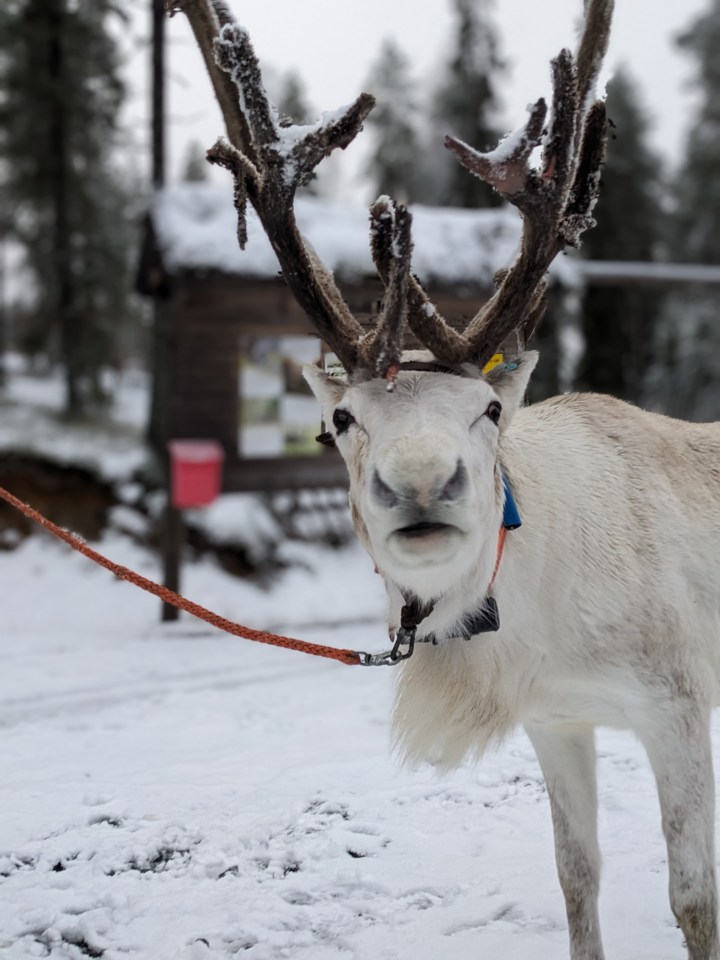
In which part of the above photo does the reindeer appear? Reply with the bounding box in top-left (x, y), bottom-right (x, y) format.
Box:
top-left (173, 1), bottom-right (720, 957)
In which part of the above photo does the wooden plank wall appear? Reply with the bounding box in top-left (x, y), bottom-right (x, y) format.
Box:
top-left (159, 270), bottom-right (493, 491)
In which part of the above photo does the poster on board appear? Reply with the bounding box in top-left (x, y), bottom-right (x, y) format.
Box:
top-left (239, 336), bottom-right (323, 457)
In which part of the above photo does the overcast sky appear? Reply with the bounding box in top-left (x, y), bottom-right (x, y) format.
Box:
top-left (123, 0), bottom-right (707, 197)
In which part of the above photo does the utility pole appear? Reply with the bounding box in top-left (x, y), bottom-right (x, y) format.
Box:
top-left (151, 0), bottom-right (181, 622)
top-left (152, 0), bottom-right (165, 190)
top-left (0, 236), bottom-right (6, 389)
top-left (48, 0), bottom-right (80, 415)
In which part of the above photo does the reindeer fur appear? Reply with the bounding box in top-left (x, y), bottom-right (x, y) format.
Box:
top-left (305, 351), bottom-right (720, 960)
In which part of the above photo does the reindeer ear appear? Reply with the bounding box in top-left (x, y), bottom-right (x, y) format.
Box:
top-left (303, 364), bottom-right (348, 410)
top-left (483, 350), bottom-right (538, 427)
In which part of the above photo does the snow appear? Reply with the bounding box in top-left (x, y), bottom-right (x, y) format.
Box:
top-left (0, 520), bottom-right (711, 959)
top-left (185, 494), bottom-right (282, 565)
top-left (274, 106), bottom-right (355, 158)
top-left (152, 185), bottom-right (581, 289)
top-left (0, 359), bottom-right (705, 959)
top-left (578, 260), bottom-right (720, 286)
top-left (489, 123), bottom-right (532, 164)
top-left (0, 365), bottom-right (151, 483)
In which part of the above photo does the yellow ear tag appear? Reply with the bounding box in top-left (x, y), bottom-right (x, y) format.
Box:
top-left (482, 353), bottom-right (504, 375)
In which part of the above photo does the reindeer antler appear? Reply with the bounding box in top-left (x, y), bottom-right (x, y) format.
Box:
top-left (174, 0), bottom-right (613, 376)
top-left (171, 0), bottom-right (367, 372)
top-left (444, 0), bottom-right (614, 366)
top-left (171, 0), bottom-right (421, 380)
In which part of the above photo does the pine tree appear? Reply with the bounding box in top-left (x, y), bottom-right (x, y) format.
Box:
top-left (182, 141), bottom-right (209, 183)
top-left (275, 70), bottom-right (318, 194)
top-left (574, 68), bottom-right (665, 403)
top-left (0, 0), bottom-right (136, 415)
top-left (363, 38), bottom-right (422, 203)
top-left (674, 1), bottom-right (720, 265)
top-left (646, 0), bottom-right (720, 420)
top-left (425, 0), bottom-right (505, 208)
top-left (276, 70), bottom-right (313, 126)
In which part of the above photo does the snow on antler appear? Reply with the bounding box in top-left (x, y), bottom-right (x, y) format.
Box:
top-left (176, 0), bottom-right (612, 373)
top-left (443, 4), bottom-right (612, 363)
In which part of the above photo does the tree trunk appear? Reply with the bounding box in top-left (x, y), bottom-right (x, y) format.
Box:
top-left (152, 0), bottom-right (166, 190)
top-left (0, 238), bottom-right (6, 389)
top-left (47, 0), bottom-right (81, 416)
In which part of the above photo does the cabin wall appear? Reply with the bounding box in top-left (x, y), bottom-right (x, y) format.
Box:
top-left (149, 270), bottom-right (500, 492)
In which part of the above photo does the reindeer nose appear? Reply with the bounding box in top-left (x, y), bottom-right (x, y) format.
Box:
top-left (371, 460), bottom-right (467, 509)
top-left (372, 469), bottom-right (400, 508)
top-left (439, 461), bottom-right (468, 501)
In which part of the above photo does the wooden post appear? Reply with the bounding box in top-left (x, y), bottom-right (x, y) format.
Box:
top-left (151, 0), bottom-right (165, 190)
top-left (161, 501), bottom-right (182, 622)
top-left (152, 0), bottom-right (179, 621)
top-left (0, 238), bottom-right (6, 389)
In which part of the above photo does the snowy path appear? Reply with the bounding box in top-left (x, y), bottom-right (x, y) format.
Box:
top-left (0, 534), bottom-right (705, 958)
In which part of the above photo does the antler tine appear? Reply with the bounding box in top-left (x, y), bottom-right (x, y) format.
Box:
top-left (443, 0), bottom-right (613, 368)
top-left (368, 197), bottom-right (395, 286)
top-left (562, 99), bottom-right (608, 246)
top-left (369, 198), bottom-right (470, 366)
top-left (445, 97), bottom-right (547, 199)
top-left (174, 0), bottom-right (374, 374)
top-left (168, 0), bottom-right (254, 164)
top-left (575, 0), bottom-right (614, 130)
top-left (361, 199), bottom-right (412, 385)
top-left (541, 51), bottom-right (579, 191)
top-left (213, 22), bottom-right (279, 151)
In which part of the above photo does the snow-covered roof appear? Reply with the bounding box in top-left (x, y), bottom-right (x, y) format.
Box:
top-left (151, 183), bottom-right (579, 289)
top-left (577, 260), bottom-right (720, 286)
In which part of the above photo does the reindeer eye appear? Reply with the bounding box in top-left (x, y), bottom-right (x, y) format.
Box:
top-left (332, 408), bottom-right (356, 435)
top-left (486, 401), bottom-right (502, 426)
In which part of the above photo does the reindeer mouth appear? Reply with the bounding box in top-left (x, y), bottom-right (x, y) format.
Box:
top-left (388, 520), bottom-right (464, 566)
top-left (395, 521), bottom-right (455, 540)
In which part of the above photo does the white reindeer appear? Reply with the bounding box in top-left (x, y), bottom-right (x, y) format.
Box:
top-left (176, 0), bottom-right (720, 956)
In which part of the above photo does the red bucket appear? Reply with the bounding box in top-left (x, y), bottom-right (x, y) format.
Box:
top-left (168, 440), bottom-right (225, 509)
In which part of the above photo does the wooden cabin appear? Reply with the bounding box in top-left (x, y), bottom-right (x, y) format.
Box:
top-left (138, 184), bottom-right (575, 492)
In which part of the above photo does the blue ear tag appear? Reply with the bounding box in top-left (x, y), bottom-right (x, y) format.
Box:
top-left (501, 471), bottom-right (522, 530)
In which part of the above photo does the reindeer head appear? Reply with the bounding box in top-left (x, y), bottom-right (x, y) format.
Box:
top-left (172, 0), bottom-right (612, 600)
top-left (305, 351), bottom-right (538, 595)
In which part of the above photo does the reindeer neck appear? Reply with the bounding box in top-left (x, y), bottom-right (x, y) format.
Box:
top-left (381, 463), bottom-right (515, 643)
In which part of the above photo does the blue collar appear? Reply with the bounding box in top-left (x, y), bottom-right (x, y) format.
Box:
top-left (373, 468), bottom-right (522, 662)
top-left (501, 470), bottom-right (522, 530)
top-left (415, 470), bottom-right (521, 643)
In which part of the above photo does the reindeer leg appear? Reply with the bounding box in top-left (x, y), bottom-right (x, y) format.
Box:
top-left (526, 724), bottom-right (605, 960)
top-left (638, 699), bottom-right (719, 960)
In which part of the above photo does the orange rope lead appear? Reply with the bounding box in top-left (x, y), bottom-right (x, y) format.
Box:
top-left (490, 526), bottom-right (508, 589)
top-left (0, 485), bottom-right (362, 666)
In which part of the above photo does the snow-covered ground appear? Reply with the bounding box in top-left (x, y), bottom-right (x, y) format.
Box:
top-left (0, 361), bottom-right (150, 482)
top-left (0, 359), bottom-right (703, 958)
top-left (0, 523), bottom-right (708, 960)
